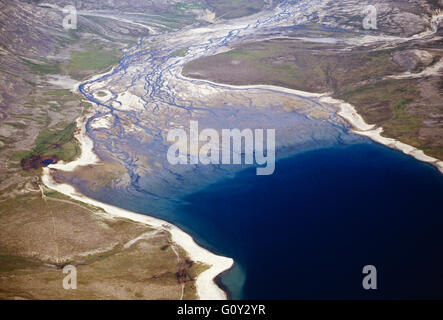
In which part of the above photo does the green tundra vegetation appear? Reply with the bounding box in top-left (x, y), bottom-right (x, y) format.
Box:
top-left (67, 43), bottom-right (121, 80)
top-left (184, 41), bottom-right (400, 92)
top-left (1, 1), bottom-right (232, 300)
top-left (12, 122), bottom-right (79, 167)
top-left (20, 57), bottom-right (61, 75)
top-left (183, 39), bottom-right (443, 159)
top-left (205, 0), bottom-right (266, 19)
top-left (337, 79), bottom-right (443, 159)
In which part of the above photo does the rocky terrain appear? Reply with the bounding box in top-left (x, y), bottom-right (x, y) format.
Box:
top-left (317, 0), bottom-right (439, 36)
top-left (183, 0), bottom-right (443, 159)
top-left (0, 0), bottom-right (242, 300)
top-left (1, 0), bottom-right (442, 300)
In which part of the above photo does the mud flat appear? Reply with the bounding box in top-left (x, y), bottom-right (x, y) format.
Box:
top-left (42, 115), bottom-right (234, 300)
top-left (179, 74), bottom-right (327, 98)
top-left (179, 73), bottom-right (443, 175)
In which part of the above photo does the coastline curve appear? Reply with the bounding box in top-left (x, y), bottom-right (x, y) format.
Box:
top-left (41, 114), bottom-right (234, 300)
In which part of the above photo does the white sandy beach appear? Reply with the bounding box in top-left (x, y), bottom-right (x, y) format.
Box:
top-left (180, 74), bottom-right (327, 98)
top-left (40, 4), bottom-right (443, 300)
top-left (320, 96), bottom-right (443, 174)
top-left (181, 75), bottom-right (443, 175)
top-left (42, 114), bottom-right (234, 300)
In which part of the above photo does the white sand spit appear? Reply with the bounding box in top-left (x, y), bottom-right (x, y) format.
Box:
top-left (321, 97), bottom-right (443, 174)
top-left (42, 113), bottom-right (233, 300)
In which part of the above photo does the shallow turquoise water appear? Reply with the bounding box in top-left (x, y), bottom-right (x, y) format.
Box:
top-left (75, 142), bottom-right (443, 299)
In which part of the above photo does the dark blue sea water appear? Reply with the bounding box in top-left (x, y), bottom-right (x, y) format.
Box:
top-left (174, 143), bottom-right (443, 299)
top-left (74, 142), bottom-right (443, 299)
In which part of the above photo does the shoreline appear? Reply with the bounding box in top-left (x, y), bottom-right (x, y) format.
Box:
top-left (180, 73), bottom-right (443, 175)
top-left (41, 10), bottom-right (442, 298)
top-left (179, 74), bottom-right (327, 98)
top-left (319, 96), bottom-right (443, 175)
top-left (41, 113), bottom-right (234, 300)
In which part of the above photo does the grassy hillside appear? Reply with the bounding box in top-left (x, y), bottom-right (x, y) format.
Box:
top-left (205, 0), bottom-right (267, 19)
top-left (183, 38), bottom-right (443, 159)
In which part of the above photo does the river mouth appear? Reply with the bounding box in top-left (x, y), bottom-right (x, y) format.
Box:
top-left (70, 141), bottom-right (443, 299)
top-left (66, 0), bottom-right (443, 299)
